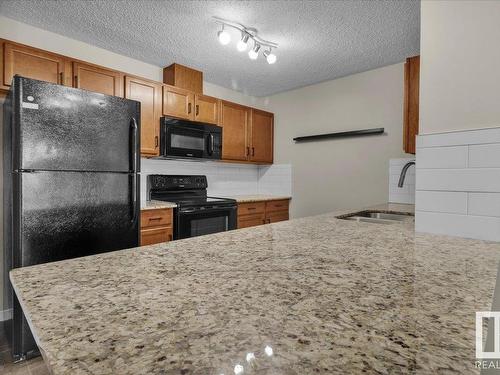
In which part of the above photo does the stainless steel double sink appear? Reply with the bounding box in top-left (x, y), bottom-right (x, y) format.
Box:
top-left (337, 211), bottom-right (414, 225)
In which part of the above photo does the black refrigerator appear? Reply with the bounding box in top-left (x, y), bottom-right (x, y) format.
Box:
top-left (3, 76), bottom-right (141, 360)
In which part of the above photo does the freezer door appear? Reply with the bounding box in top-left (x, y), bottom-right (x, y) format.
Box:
top-left (18, 171), bottom-right (139, 266)
top-left (14, 76), bottom-right (140, 172)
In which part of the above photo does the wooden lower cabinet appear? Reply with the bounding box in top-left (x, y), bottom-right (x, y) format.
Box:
top-left (140, 208), bottom-right (173, 246)
top-left (237, 199), bottom-right (290, 229)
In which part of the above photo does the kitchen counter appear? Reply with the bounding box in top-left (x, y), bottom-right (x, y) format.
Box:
top-left (227, 194), bottom-right (291, 203)
top-left (140, 200), bottom-right (177, 210)
top-left (10, 203), bottom-right (500, 374)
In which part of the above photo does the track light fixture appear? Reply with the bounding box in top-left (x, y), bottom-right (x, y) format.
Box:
top-left (213, 16), bottom-right (279, 64)
top-left (248, 43), bottom-right (261, 60)
top-left (237, 32), bottom-right (250, 52)
top-left (217, 25), bottom-right (231, 45)
top-left (263, 49), bottom-right (277, 64)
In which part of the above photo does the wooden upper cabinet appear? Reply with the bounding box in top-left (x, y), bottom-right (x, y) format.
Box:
top-left (125, 76), bottom-right (162, 157)
top-left (73, 62), bottom-right (123, 97)
top-left (2, 42), bottom-right (70, 88)
top-left (162, 84), bottom-right (194, 120)
top-left (163, 63), bottom-right (203, 94)
top-left (403, 55), bottom-right (420, 154)
top-left (195, 94), bottom-right (218, 124)
top-left (219, 100), bottom-right (250, 161)
top-left (250, 109), bottom-right (274, 163)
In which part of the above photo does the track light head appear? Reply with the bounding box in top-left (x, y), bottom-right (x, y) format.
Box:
top-left (263, 49), bottom-right (277, 64)
top-left (248, 43), bottom-right (261, 60)
top-left (217, 25), bottom-right (231, 45)
top-left (237, 32), bottom-right (250, 52)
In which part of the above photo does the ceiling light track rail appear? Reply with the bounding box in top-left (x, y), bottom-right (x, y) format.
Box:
top-left (213, 16), bottom-right (278, 64)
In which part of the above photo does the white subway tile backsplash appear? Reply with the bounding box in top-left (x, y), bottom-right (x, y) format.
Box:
top-left (415, 191), bottom-right (467, 214)
top-left (416, 126), bottom-right (500, 242)
top-left (140, 158), bottom-right (291, 202)
top-left (415, 211), bottom-right (500, 242)
top-left (468, 193), bottom-right (500, 218)
top-left (469, 144), bottom-right (500, 168)
top-left (416, 127), bottom-right (500, 148)
top-left (416, 146), bottom-right (468, 169)
top-left (417, 169), bottom-right (500, 192)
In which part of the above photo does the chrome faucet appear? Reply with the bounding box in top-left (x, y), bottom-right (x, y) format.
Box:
top-left (398, 161), bottom-right (415, 188)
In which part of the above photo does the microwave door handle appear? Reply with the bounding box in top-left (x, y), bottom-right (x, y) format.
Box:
top-left (209, 133), bottom-right (215, 155)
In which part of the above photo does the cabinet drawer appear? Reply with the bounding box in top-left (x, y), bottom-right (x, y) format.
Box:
top-left (266, 210), bottom-right (289, 224)
top-left (140, 227), bottom-right (173, 246)
top-left (141, 208), bottom-right (173, 229)
top-left (265, 199), bottom-right (290, 213)
top-left (238, 213), bottom-right (266, 229)
top-left (238, 202), bottom-right (265, 216)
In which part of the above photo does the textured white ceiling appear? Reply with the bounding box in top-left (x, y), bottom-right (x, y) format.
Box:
top-left (0, 0), bottom-right (420, 97)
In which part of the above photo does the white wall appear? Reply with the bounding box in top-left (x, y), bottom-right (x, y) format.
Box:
top-left (419, 1), bottom-right (500, 134)
top-left (415, 1), bottom-right (500, 241)
top-left (265, 63), bottom-right (410, 218)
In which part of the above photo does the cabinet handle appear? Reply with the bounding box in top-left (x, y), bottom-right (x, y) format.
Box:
top-left (252, 147), bottom-right (255, 157)
top-left (188, 103), bottom-right (192, 114)
top-left (195, 104), bottom-right (199, 116)
top-left (247, 207), bottom-right (256, 210)
top-left (74, 75), bottom-right (78, 87)
top-left (155, 136), bottom-right (159, 148)
top-left (246, 147), bottom-right (250, 157)
top-left (59, 72), bottom-right (64, 84)
top-left (149, 217), bottom-right (162, 221)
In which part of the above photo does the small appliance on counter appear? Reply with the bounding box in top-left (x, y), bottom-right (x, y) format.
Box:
top-left (3, 76), bottom-right (141, 360)
top-left (158, 117), bottom-right (222, 160)
top-left (148, 175), bottom-right (236, 239)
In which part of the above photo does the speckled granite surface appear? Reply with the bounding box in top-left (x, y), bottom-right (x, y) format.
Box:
top-left (10, 203), bottom-right (500, 374)
top-left (140, 200), bottom-right (176, 210)
top-left (226, 194), bottom-right (291, 203)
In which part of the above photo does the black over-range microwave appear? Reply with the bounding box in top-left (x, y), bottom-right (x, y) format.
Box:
top-left (159, 117), bottom-right (222, 160)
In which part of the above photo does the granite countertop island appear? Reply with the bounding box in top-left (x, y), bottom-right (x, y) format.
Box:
top-left (10, 203), bottom-right (500, 374)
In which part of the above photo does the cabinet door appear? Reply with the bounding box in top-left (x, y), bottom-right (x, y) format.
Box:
top-left (3, 42), bottom-right (70, 88)
top-left (266, 210), bottom-right (289, 224)
top-left (162, 84), bottom-right (194, 120)
top-left (73, 62), bottom-right (123, 97)
top-left (403, 55), bottom-right (420, 154)
top-left (219, 101), bottom-right (250, 161)
top-left (125, 76), bottom-right (162, 156)
top-left (238, 213), bottom-right (266, 229)
top-left (195, 94), bottom-right (218, 124)
top-left (250, 109), bottom-right (274, 163)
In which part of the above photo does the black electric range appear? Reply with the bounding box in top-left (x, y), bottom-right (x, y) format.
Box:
top-left (147, 175), bottom-right (237, 239)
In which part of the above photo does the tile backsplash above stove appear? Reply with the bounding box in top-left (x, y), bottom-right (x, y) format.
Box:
top-left (140, 159), bottom-right (292, 202)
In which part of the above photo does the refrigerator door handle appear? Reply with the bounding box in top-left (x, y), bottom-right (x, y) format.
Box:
top-left (130, 117), bottom-right (138, 173)
top-left (130, 174), bottom-right (138, 223)
top-left (130, 118), bottom-right (139, 223)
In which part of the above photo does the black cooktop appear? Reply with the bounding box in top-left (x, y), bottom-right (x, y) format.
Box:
top-left (156, 196), bottom-right (236, 209)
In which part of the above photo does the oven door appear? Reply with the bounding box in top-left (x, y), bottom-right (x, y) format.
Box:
top-left (176, 205), bottom-right (237, 239)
